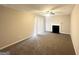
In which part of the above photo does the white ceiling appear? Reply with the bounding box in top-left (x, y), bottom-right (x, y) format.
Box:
top-left (1, 4), bottom-right (74, 15)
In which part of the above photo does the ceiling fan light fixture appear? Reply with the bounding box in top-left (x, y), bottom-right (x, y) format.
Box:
top-left (40, 10), bottom-right (55, 16)
top-left (44, 11), bottom-right (55, 16)
top-left (45, 13), bottom-right (50, 16)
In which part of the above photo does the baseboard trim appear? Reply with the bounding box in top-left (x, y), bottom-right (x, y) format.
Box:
top-left (70, 36), bottom-right (76, 55)
top-left (0, 35), bottom-right (32, 50)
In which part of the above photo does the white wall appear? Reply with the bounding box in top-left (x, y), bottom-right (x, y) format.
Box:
top-left (45, 15), bottom-right (70, 34)
top-left (71, 5), bottom-right (79, 55)
top-left (0, 5), bottom-right (35, 49)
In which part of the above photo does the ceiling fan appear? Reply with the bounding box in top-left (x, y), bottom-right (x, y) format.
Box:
top-left (45, 10), bottom-right (55, 14)
top-left (39, 10), bottom-right (55, 16)
top-left (34, 5), bottom-right (65, 16)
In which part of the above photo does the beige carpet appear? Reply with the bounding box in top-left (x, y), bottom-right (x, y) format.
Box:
top-left (0, 32), bottom-right (75, 55)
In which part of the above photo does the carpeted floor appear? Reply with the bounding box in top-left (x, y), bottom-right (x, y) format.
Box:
top-left (0, 32), bottom-right (75, 55)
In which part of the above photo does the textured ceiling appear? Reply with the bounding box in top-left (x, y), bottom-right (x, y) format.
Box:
top-left (1, 4), bottom-right (74, 15)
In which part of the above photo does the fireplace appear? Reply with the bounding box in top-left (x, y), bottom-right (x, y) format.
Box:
top-left (52, 25), bottom-right (59, 33)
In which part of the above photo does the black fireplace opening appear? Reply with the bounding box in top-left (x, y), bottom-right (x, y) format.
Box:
top-left (52, 25), bottom-right (59, 33)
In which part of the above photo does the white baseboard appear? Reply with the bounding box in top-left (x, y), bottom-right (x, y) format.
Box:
top-left (60, 32), bottom-right (70, 35)
top-left (0, 35), bottom-right (32, 50)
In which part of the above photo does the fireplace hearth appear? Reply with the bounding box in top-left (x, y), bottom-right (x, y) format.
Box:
top-left (52, 25), bottom-right (59, 33)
